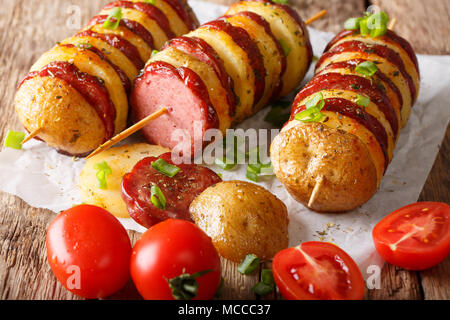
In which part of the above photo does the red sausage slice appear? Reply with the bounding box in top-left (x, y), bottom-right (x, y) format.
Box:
top-left (121, 152), bottom-right (222, 228)
top-left (163, 36), bottom-right (236, 116)
top-left (131, 61), bottom-right (219, 157)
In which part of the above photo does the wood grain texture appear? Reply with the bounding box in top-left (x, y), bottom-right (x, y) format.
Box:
top-left (373, 0), bottom-right (450, 54)
top-left (0, 0), bottom-right (449, 300)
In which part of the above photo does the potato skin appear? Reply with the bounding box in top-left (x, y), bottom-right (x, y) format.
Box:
top-left (189, 180), bottom-right (289, 262)
top-left (79, 143), bottom-right (169, 218)
top-left (15, 76), bottom-right (105, 156)
top-left (270, 122), bottom-right (378, 212)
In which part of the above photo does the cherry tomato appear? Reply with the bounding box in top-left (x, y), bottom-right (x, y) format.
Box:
top-left (373, 201), bottom-right (450, 270)
top-left (46, 204), bottom-right (132, 299)
top-left (272, 241), bottom-right (365, 300)
top-left (130, 219), bottom-right (221, 300)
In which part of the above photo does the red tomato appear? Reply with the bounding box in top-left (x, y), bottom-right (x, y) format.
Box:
top-left (272, 241), bottom-right (365, 300)
top-left (373, 201), bottom-right (450, 270)
top-left (46, 204), bottom-right (132, 299)
top-left (130, 219), bottom-right (221, 300)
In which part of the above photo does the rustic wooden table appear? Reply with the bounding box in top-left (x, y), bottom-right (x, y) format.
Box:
top-left (0, 0), bottom-right (448, 300)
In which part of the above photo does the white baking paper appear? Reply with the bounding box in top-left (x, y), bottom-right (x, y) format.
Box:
top-left (1, 1), bottom-right (449, 279)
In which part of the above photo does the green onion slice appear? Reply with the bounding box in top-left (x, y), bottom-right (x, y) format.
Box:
top-left (272, 0), bottom-right (289, 4)
top-left (215, 156), bottom-right (236, 170)
top-left (144, 0), bottom-right (156, 4)
top-left (75, 42), bottom-right (92, 50)
top-left (305, 92), bottom-right (324, 109)
top-left (261, 269), bottom-right (275, 286)
top-left (151, 49), bottom-right (159, 58)
top-left (359, 17), bottom-right (369, 35)
top-left (3, 130), bottom-right (26, 150)
top-left (152, 158), bottom-right (180, 177)
top-left (150, 185), bottom-right (166, 210)
top-left (94, 161), bottom-right (112, 189)
top-left (102, 7), bottom-right (122, 30)
top-left (279, 38), bottom-right (291, 56)
top-left (237, 254), bottom-right (260, 275)
top-left (252, 281), bottom-right (274, 296)
top-left (355, 61), bottom-right (378, 76)
top-left (356, 94), bottom-right (370, 107)
top-left (344, 17), bottom-right (362, 30)
top-left (295, 107), bottom-right (326, 123)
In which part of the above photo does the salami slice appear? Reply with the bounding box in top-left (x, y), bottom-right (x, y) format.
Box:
top-left (121, 152), bottom-right (222, 228)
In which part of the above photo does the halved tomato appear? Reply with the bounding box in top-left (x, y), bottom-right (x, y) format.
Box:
top-left (272, 241), bottom-right (365, 300)
top-left (373, 201), bottom-right (450, 270)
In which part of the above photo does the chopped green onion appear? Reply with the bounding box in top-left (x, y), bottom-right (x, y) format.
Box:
top-left (295, 107), bottom-right (326, 123)
top-left (272, 0), bottom-right (289, 4)
top-left (252, 281), bottom-right (274, 296)
top-left (150, 185), bottom-right (166, 210)
top-left (248, 163), bottom-right (262, 174)
top-left (144, 0), bottom-right (156, 4)
top-left (3, 130), bottom-right (26, 150)
top-left (356, 94), bottom-right (370, 107)
top-left (359, 18), bottom-right (369, 35)
top-left (102, 7), bottom-right (122, 30)
top-left (237, 254), bottom-right (260, 275)
top-left (152, 158), bottom-right (180, 177)
top-left (151, 49), bottom-right (159, 58)
top-left (252, 268), bottom-right (275, 296)
top-left (279, 39), bottom-right (291, 56)
top-left (246, 170), bottom-right (259, 182)
top-left (370, 23), bottom-right (387, 37)
top-left (94, 161), bottom-right (112, 189)
top-left (260, 162), bottom-right (274, 176)
top-left (215, 156), bottom-right (236, 170)
top-left (344, 17), bottom-right (362, 30)
top-left (305, 92), bottom-right (324, 109)
top-left (261, 269), bottom-right (275, 286)
top-left (355, 61), bottom-right (378, 76)
top-left (75, 42), bottom-right (92, 50)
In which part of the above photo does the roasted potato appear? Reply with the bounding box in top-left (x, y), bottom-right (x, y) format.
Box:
top-left (189, 180), bottom-right (289, 262)
top-left (79, 143), bottom-right (169, 218)
top-left (270, 121), bottom-right (378, 212)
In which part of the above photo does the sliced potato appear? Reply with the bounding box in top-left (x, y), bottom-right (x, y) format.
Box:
top-left (226, 1), bottom-right (310, 96)
top-left (187, 26), bottom-right (255, 122)
top-left (99, 7), bottom-right (168, 49)
top-left (61, 35), bottom-right (138, 82)
top-left (130, 0), bottom-right (190, 36)
top-left (224, 14), bottom-right (282, 111)
top-left (315, 50), bottom-right (412, 127)
top-left (189, 180), bottom-right (289, 262)
top-left (31, 44), bottom-right (128, 134)
top-left (79, 143), bottom-right (169, 218)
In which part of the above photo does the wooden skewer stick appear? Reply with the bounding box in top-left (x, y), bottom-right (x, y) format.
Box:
top-left (388, 17), bottom-right (397, 30)
top-left (308, 176), bottom-right (324, 208)
top-left (86, 107), bottom-right (167, 159)
top-left (305, 10), bottom-right (327, 26)
top-left (22, 128), bottom-right (42, 144)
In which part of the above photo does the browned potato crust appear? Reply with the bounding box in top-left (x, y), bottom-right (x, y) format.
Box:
top-left (189, 180), bottom-right (289, 262)
top-left (270, 122), bottom-right (378, 212)
top-left (15, 76), bottom-right (105, 156)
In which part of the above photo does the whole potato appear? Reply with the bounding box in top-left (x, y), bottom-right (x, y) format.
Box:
top-left (189, 180), bottom-right (289, 262)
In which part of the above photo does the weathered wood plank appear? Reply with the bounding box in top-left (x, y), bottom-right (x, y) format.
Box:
top-left (372, 0), bottom-right (450, 54)
top-left (0, 0), bottom-right (448, 300)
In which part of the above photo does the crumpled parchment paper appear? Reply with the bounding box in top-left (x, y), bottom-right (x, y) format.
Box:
top-left (1, 1), bottom-right (449, 278)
